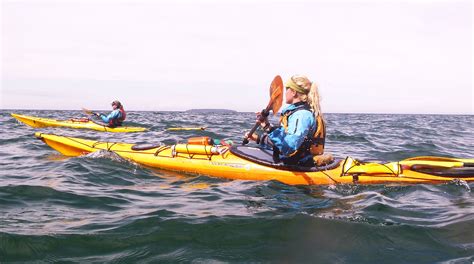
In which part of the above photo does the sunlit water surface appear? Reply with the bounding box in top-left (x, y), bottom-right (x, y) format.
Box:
top-left (1, 110), bottom-right (473, 263)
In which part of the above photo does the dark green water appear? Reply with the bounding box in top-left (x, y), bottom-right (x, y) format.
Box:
top-left (1, 110), bottom-right (473, 263)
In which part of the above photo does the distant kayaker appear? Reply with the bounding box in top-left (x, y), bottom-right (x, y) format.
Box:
top-left (95, 100), bottom-right (127, 127)
top-left (246, 75), bottom-right (327, 167)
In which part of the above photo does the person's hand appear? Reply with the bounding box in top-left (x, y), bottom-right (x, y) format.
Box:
top-left (244, 132), bottom-right (258, 142)
top-left (95, 113), bottom-right (101, 117)
top-left (255, 111), bottom-right (270, 129)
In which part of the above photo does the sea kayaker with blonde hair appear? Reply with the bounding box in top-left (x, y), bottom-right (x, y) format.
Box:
top-left (246, 75), bottom-right (327, 167)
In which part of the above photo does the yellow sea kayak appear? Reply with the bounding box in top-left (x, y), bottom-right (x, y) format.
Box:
top-left (35, 133), bottom-right (474, 186)
top-left (12, 113), bottom-right (147, 133)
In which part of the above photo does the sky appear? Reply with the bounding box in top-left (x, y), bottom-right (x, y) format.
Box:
top-left (1, 0), bottom-right (472, 114)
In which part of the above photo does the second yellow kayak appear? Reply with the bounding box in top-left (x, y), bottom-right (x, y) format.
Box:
top-left (12, 113), bottom-right (147, 133)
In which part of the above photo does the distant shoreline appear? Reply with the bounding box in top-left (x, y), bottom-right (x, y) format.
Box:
top-left (2, 109), bottom-right (472, 116)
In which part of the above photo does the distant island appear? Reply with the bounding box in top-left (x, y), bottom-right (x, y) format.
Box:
top-left (186, 109), bottom-right (237, 113)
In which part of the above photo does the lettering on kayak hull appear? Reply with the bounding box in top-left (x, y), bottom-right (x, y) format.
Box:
top-left (210, 161), bottom-right (251, 170)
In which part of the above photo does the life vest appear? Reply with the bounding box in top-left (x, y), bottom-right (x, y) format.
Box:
top-left (309, 114), bottom-right (326, 155)
top-left (109, 107), bottom-right (126, 127)
top-left (280, 103), bottom-right (326, 158)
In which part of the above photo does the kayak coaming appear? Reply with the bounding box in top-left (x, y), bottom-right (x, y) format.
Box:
top-left (11, 113), bottom-right (147, 133)
top-left (34, 133), bottom-right (474, 186)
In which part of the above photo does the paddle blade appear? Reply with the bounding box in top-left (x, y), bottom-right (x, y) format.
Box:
top-left (269, 75), bottom-right (283, 116)
top-left (242, 75), bottom-right (284, 145)
top-left (81, 108), bottom-right (93, 115)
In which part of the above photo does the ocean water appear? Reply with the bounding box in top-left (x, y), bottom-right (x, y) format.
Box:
top-left (1, 110), bottom-right (473, 263)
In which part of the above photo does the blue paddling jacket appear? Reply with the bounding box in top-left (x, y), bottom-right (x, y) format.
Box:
top-left (99, 109), bottom-right (125, 127)
top-left (259, 102), bottom-right (316, 166)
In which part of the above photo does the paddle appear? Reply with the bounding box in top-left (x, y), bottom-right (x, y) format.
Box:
top-left (81, 107), bottom-right (103, 123)
top-left (81, 107), bottom-right (97, 116)
top-left (242, 75), bottom-right (283, 145)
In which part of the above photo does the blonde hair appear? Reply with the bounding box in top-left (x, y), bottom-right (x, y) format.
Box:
top-left (289, 75), bottom-right (322, 117)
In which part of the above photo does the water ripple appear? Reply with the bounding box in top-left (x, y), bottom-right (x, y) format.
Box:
top-left (1, 110), bottom-right (473, 262)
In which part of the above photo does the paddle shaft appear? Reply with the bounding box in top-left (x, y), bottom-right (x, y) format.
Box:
top-left (242, 108), bottom-right (270, 145)
top-left (82, 108), bottom-right (100, 117)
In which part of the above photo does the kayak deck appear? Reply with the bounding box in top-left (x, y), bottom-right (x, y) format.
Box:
top-left (12, 113), bottom-right (147, 133)
top-left (34, 133), bottom-right (474, 186)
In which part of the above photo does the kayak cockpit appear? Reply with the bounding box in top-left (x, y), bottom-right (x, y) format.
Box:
top-left (229, 145), bottom-right (341, 172)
